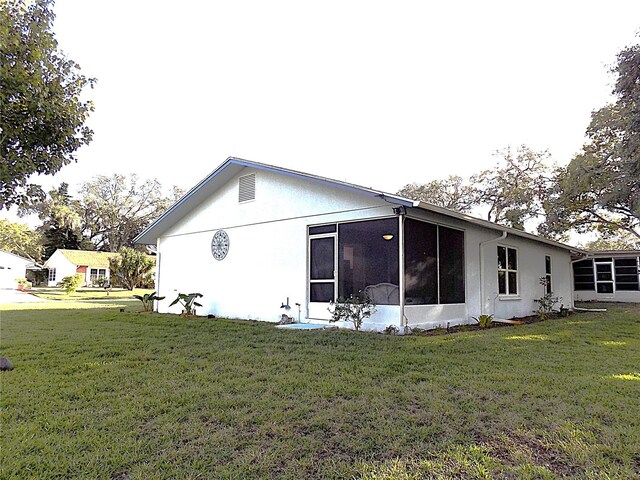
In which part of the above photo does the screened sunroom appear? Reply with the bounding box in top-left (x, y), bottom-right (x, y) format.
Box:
top-left (307, 215), bottom-right (466, 327)
top-left (573, 251), bottom-right (640, 303)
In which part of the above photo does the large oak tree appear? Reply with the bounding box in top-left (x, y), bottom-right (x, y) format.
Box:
top-left (0, 0), bottom-right (94, 210)
top-left (540, 40), bottom-right (640, 242)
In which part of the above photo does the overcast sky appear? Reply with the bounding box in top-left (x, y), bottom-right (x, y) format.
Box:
top-left (4, 0), bottom-right (640, 224)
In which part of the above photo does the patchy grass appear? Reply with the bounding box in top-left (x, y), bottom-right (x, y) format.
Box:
top-left (1, 304), bottom-right (639, 479)
top-left (29, 287), bottom-right (154, 301)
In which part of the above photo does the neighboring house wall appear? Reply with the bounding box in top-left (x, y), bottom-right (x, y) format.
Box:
top-left (44, 250), bottom-right (113, 287)
top-left (154, 166), bottom-right (575, 330)
top-left (573, 253), bottom-right (640, 303)
top-left (44, 251), bottom-right (77, 286)
top-left (0, 251), bottom-right (31, 289)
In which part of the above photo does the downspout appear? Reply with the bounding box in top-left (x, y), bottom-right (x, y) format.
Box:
top-left (479, 231), bottom-right (507, 316)
top-left (154, 238), bottom-right (161, 313)
top-left (398, 212), bottom-right (407, 332)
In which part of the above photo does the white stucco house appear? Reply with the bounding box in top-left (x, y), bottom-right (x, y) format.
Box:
top-left (135, 157), bottom-right (584, 331)
top-left (573, 250), bottom-right (640, 303)
top-left (44, 249), bottom-right (116, 287)
top-left (0, 251), bottom-right (36, 289)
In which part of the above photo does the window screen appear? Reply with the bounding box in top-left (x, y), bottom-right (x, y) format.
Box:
top-left (614, 257), bottom-right (639, 291)
top-left (404, 219), bottom-right (465, 305)
top-left (573, 259), bottom-right (594, 291)
top-left (338, 218), bottom-right (399, 304)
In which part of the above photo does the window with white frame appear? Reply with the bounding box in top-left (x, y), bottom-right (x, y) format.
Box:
top-left (48, 268), bottom-right (56, 282)
top-left (497, 246), bottom-right (518, 295)
top-left (90, 268), bottom-right (107, 285)
top-left (545, 255), bottom-right (552, 294)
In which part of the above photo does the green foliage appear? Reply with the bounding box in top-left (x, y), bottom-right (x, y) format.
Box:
top-left (471, 145), bottom-right (551, 230)
top-left (539, 39), bottom-right (640, 243)
top-left (397, 145), bottom-right (552, 230)
top-left (397, 175), bottom-right (476, 213)
top-left (328, 293), bottom-right (377, 331)
top-left (0, 219), bottom-right (42, 261)
top-left (583, 233), bottom-right (640, 251)
top-left (133, 291), bottom-right (165, 312)
top-left (472, 314), bottom-right (494, 329)
top-left (26, 184), bottom-right (89, 260)
top-left (534, 279), bottom-right (561, 320)
top-left (59, 274), bottom-right (83, 294)
top-left (383, 324), bottom-right (399, 335)
top-left (0, 0), bottom-right (95, 210)
top-left (108, 247), bottom-right (154, 290)
top-left (77, 174), bottom-right (184, 251)
top-left (169, 292), bottom-right (203, 316)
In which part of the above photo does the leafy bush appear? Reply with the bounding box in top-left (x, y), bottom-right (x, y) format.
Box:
top-left (133, 291), bottom-right (165, 312)
top-left (60, 274), bottom-right (83, 294)
top-left (169, 293), bottom-right (203, 316)
top-left (383, 325), bottom-right (399, 335)
top-left (109, 247), bottom-right (154, 290)
top-left (328, 293), bottom-right (376, 331)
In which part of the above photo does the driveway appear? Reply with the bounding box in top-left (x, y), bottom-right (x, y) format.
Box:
top-left (0, 289), bottom-right (47, 304)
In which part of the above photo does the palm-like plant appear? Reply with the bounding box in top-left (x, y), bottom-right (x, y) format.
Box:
top-left (169, 293), bottom-right (203, 316)
top-left (133, 291), bottom-right (165, 312)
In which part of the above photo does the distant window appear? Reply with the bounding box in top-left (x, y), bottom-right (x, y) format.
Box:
top-left (497, 246), bottom-right (518, 295)
top-left (614, 257), bottom-right (639, 291)
top-left (90, 268), bottom-right (107, 285)
top-left (545, 255), bottom-right (552, 294)
top-left (48, 268), bottom-right (56, 282)
top-left (238, 174), bottom-right (256, 202)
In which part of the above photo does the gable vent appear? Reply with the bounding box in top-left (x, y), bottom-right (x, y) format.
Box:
top-left (238, 173), bottom-right (256, 202)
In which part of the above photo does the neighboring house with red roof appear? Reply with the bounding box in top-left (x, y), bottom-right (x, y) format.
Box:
top-left (44, 249), bottom-right (117, 287)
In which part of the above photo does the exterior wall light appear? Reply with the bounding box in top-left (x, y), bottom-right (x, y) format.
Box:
top-left (382, 234), bottom-right (394, 241)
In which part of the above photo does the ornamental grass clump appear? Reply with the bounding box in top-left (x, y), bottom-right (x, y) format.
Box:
top-left (328, 292), bottom-right (376, 331)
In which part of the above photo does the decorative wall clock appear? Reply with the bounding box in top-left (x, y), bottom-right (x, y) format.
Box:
top-left (211, 230), bottom-right (229, 260)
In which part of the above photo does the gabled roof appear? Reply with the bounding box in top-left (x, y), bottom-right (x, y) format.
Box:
top-left (51, 249), bottom-right (118, 268)
top-left (134, 157), bottom-right (413, 245)
top-left (134, 157), bottom-right (583, 253)
top-left (0, 250), bottom-right (36, 265)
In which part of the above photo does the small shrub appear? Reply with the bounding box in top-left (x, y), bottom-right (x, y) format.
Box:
top-left (169, 293), bottom-right (203, 316)
top-left (383, 325), bottom-right (399, 335)
top-left (472, 314), bottom-right (493, 329)
top-left (60, 274), bottom-right (83, 294)
top-left (328, 292), bottom-right (377, 331)
top-left (133, 291), bottom-right (166, 312)
top-left (534, 292), bottom-right (561, 320)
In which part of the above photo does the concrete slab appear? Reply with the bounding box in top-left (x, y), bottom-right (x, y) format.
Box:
top-left (0, 289), bottom-right (47, 304)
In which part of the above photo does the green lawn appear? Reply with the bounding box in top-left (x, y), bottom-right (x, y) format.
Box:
top-left (1, 304), bottom-right (639, 479)
top-left (28, 286), bottom-right (154, 301)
